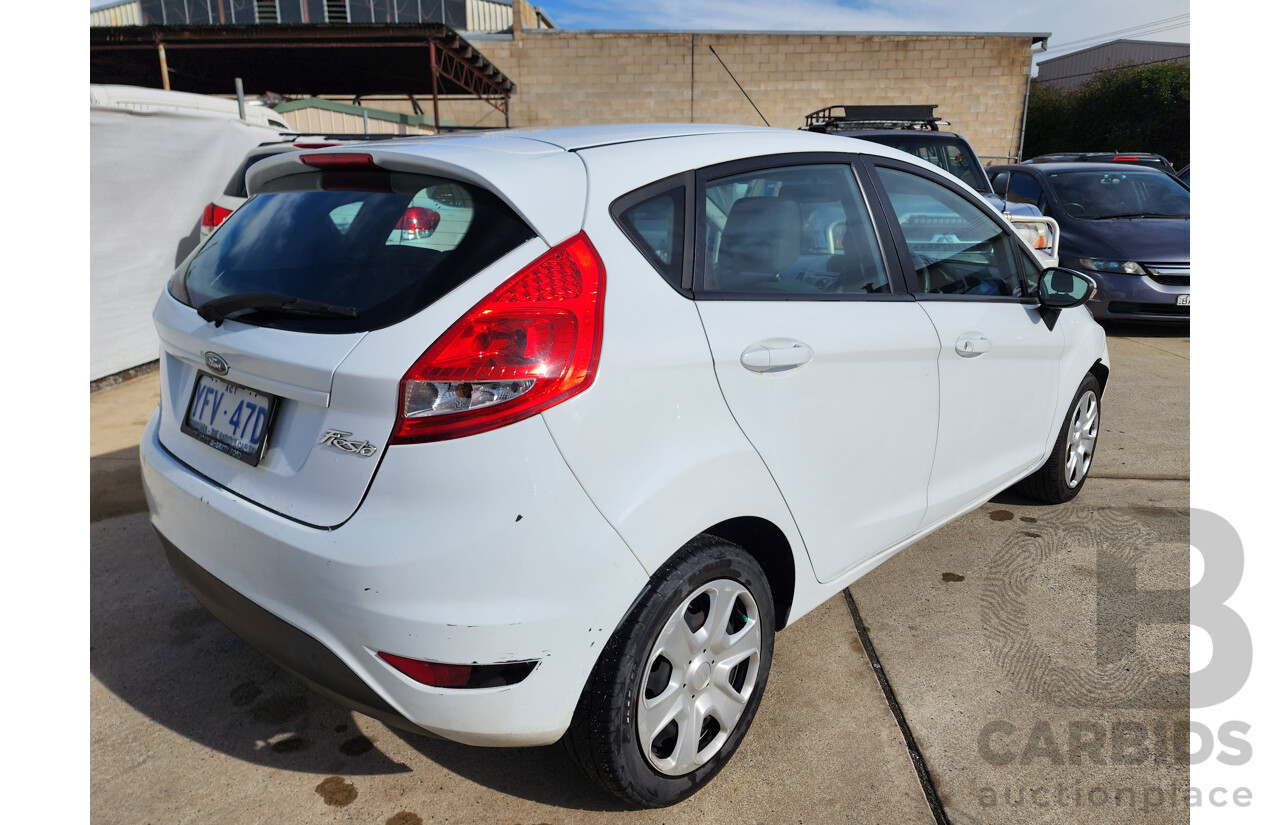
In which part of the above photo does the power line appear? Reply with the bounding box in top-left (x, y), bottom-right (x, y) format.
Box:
top-left (1041, 13), bottom-right (1190, 54)
top-left (1042, 13), bottom-right (1190, 52)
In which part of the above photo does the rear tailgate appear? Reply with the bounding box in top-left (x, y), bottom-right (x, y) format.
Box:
top-left (152, 238), bottom-right (550, 527)
top-left (152, 142), bottom-right (581, 527)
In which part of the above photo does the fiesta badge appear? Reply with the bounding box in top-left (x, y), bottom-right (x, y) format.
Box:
top-left (318, 430), bottom-right (379, 458)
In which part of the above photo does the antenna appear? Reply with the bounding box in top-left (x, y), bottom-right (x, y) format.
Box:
top-left (708, 45), bottom-right (770, 127)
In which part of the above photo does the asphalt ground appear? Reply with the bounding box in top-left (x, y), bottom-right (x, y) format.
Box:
top-left (90, 321), bottom-right (1189, 824)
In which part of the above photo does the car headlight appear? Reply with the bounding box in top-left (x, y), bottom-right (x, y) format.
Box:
top-left (1078, 258), bottom-right (1146, 275)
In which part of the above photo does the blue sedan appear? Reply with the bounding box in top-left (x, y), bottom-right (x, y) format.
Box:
top-left (988, 162), bottom-right (1189, 321)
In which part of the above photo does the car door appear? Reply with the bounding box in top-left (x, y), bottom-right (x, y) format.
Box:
top-left (863, 159), bottom-right (1064, 525)
top-left (692, 156), bottom-right (943, 583)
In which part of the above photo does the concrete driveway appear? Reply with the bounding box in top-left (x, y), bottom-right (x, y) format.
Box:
top-left (90, 322), bottom-right (1189, 825)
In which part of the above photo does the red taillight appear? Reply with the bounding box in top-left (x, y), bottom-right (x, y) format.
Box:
top-left (377, 652), bottom-right (472, 688)
top-left (396, 206), bottom-right (441, 239)
top-left (300, 152), bottom-right (380, 170)
top-left (201, 202), bottom-right (232, 230)
top-left (391, 231), bottom-right (606, 444)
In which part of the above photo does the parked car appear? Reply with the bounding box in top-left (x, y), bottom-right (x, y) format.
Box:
top-left (1178, 164), bottom-right (1190, 187)
top-left (1023, 151), bottom-right (1180, 178)
top-left (142, 124), bottom-right (1109, 807)
top-left (989, 162), bottom-right (1189, 320)
top-left (802, 105), bottom-right (1042, 216)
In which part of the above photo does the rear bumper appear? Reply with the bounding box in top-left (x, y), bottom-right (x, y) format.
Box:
top-left (159, 532), bottom-right (437, 738)
top-left (140, 407), bottom-right (649, 746)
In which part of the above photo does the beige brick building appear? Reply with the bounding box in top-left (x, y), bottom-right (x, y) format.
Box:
top-left (448, 0), bottom-right (1046, 163)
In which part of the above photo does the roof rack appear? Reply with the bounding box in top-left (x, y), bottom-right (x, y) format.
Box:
top-left (803, 105), bottom-right (949, 133)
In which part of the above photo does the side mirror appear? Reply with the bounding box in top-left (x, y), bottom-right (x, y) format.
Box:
top-left (1037, 267), bottom-right (1097, 330)
top-left (991, 172), bottom-right (1010, 200)
top-left (1038, 267), bottom-right (1097, 309)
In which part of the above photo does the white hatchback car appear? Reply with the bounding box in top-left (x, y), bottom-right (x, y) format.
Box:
top-left (141, 124), bottom-right (1107, 807)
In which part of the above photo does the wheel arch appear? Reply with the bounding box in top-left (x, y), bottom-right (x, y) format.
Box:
top-left (1089, 359), bottom-right (1110, 395)
top-left (698, 516), bottom-right (797, 630)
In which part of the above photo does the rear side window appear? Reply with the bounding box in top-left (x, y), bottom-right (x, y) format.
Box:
top-left (173, 171), bottom-right (536, 333)
top-left (700, 163), bottom-right (889, 296)
top-left (617, 187), bottom-right (685, 288)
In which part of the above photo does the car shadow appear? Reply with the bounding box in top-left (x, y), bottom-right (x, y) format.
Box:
top-left (1099, 319), bottom-right (1189, 338)
top-left (90, 510), bottom-right (626, 810)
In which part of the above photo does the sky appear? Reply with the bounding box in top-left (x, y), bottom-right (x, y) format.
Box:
top-left (524, 0), bottom-right (1189, 68)
top-left (89, 0), bottom-right (1191, 68)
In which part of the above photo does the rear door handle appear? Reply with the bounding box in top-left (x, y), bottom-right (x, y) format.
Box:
top-left (955, 334), bottom-right (991, 357)
top-left (741, 340), bottom-right (814, 372)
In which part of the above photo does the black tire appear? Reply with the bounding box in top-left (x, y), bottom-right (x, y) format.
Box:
top-left (565, 535), bottom-right (775, 808)
top-left (1015, 374), bottom-right (1102, 503)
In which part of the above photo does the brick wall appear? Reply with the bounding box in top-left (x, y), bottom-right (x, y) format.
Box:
top-left (441, 17), bottom-right (1038, 163)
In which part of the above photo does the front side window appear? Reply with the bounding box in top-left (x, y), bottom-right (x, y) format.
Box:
top-left (701, 163), bottom-right (889, 296)
top-left (876, 166), bottom-right (1023, 298)
top-left (1007, 172), bottom-right (1044, 211)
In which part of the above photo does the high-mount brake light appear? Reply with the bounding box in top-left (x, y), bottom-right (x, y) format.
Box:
top-left (201, 203), bottom-right (232, 230)
top-left (1112, 156), bottom-right (1140, 162)
top-left (391, 232), bottom-right (606, 444)
top-left (300, 152), bottom-right (380, 170)
top-left (291, 142), bottom-right (338, 149)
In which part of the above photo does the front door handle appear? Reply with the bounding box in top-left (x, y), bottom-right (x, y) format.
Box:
top-left (741, 340), bottom-right (814, 372)
top-left (955, 334), bottom-right (991, 357)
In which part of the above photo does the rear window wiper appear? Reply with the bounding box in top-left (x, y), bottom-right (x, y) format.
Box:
top-left (196, 292), bottom-right (359, 326)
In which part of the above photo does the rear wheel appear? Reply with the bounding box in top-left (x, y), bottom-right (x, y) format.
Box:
top-left (565, 536), bottom-right (775, 807)
top-left (1015, 374), bottom-right (1101, 503)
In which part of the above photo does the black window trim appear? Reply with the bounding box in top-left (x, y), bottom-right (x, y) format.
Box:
top-left (691, 152), bottom-right (915, 302)
top-left (861, 157), bottom-right (1040, 304)
top-left (608, 170), bottom-right (697, 297)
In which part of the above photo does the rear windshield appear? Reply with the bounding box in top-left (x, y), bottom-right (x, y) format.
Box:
top-left (172, 171), bottom-right (536, 333)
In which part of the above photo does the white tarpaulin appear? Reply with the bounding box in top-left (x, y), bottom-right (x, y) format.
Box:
top-left (90, 102), bottom-right (285, 380)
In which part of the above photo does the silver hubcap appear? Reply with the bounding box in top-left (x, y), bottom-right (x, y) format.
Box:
top-left (637, 579), bottom-right (762, 776)
top-left (1065, 390), bottom-right (1099, 488)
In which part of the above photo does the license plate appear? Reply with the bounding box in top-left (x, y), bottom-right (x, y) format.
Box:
top-left (1177, 294), bottom-right (1190, 306)
top-left (181, 373), bottom-right (277, 466)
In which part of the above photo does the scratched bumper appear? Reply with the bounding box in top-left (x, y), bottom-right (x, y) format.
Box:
top-left (141, 407), bottom-right (649, 746)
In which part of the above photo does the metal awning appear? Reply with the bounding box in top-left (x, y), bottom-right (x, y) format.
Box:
top-left (90, 24), bottom-right (514, 127)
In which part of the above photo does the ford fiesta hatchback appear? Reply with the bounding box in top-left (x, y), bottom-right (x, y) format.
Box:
top-left (141, 124), bottom-right (1109, 807)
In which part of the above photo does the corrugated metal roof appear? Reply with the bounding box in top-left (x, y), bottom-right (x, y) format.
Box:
top-left (1037, 39), bottom-right (1189, 89)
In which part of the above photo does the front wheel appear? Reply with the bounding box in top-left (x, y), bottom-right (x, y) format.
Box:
top-left (565, 536), bottom-right (775, 807)
top-left (1015, 374), bottom-right (1101, 503)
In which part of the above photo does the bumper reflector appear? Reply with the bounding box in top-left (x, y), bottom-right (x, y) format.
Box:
top-left (377, 651), bottom-right (537, 689)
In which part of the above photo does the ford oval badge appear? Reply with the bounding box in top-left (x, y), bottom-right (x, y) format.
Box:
top-left (204, 352), bottom-right (229, 375)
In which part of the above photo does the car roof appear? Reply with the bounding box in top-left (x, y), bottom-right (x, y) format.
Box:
top-left (995, 161), bottom-right (1170, 174)
top-left (245, 125), bottom-right (966, 244)
top-left (1029, 151), bottom-right (1169, 160)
